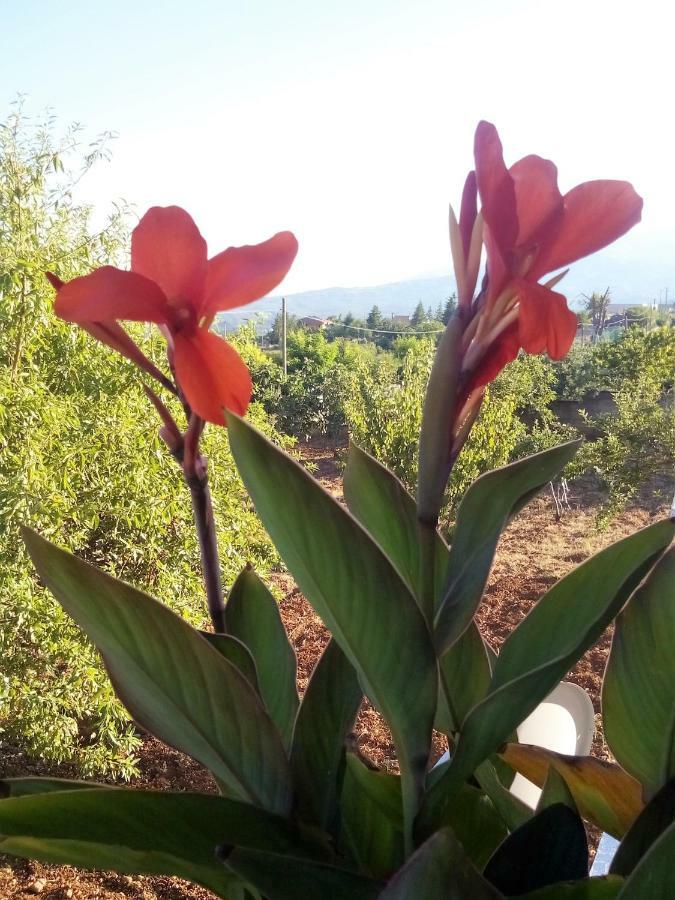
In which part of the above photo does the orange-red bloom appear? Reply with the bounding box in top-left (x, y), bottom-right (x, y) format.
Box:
top-left (52, 206), bottom-right (298, 425)
top-left (464, 121), bottom-right (643, 388)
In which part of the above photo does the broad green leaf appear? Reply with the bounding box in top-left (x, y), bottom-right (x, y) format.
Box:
top-left (437, 626), bottom-right (492, 734)
top-left (536, 766), bottom-right (577, 813)
top-left (340, 754), bottom-right (404, 879)
top-left (227, 414), bottom-right (437, 848)
top-left (379, 827), bottom-right (503, 899)
top-left (291, 639), bottom-right (362, 830)
top-left (200, 631), bottom-right (260, 693)
top-left (519, 877), bottom-right (624, 899)
top-left (483, 804), bottom-right (588, 895)
top-left (0, 789), bottom-right (299, 898)
top-left (436, 780), bottom-right (509, 870)
top-left (434, 441), bottom-right (581, 655)
top-left (603, 548), bottom-right (675, 797)
top-left (226, 566), bottom-right (299, 750)
top-left (500, 743), bottom-right (643, 839)
top-left (23, 529), bottom-right (292, 816)
top-left (617, 818), bottom-right (675, 897)
top-left (343, 442), bottom-right (491, 733)
top-left (421, 519), bottom-right (674, 833)
top-left (611, 779), bottom-right (675, 877)
top-left (226, 847), bottom-right (381, 900)
top-left (474, 759), bottom-right (532, 832)
top-left (1, 778), bottom-right (103, 797)
top-left (343, 442), bottom-right (449, 601)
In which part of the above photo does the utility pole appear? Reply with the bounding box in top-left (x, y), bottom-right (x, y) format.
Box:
top-left (281, 296), bottom-right (287, 379)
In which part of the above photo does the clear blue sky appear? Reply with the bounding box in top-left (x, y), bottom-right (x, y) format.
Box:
top-left (1, 0), bottom-right (672, 296)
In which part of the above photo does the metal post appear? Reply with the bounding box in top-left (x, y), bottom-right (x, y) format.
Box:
top-left (281, 296), bottom-right (287, 379)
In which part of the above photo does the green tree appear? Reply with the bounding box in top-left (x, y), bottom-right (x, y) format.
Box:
top-left (266, 310), bottom-right (298, 343)
top-left (442, 295), bottom-right (457, 324)
top-left (410, 301), bottom-right (426, 326)
top-left (366, 304), bottom-right (383, 329)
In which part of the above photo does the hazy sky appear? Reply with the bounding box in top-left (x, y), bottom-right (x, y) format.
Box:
top-left (1, 0), bottom-right (672, 295)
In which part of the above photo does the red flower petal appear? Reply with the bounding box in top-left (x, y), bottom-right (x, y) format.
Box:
top-left (530, 181), bottom-right (643, 280)
top-left (203, 231), bottom-right (298, 319)
top-left (469, 322), bottom-right (521, 392)
top-left (131, 206), bottom-right (207, 308)
top-left (509, 155), bottom-right (563, 249)
top-left (54, 266), bottom-right (169, 323)
top-left (474, 121), bottom-right (518, 261)
top-left (172, 329), bottom-right (252, 425)
top-left (516, 279), bottom-right (578, 359)
top-left (459, 171), bottom-right (477, 257)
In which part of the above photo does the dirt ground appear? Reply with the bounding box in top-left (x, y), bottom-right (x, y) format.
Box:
top-left (0, 440), bottom-right (671, 898)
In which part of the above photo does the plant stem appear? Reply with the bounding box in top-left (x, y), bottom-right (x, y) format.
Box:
top-left (417, 518), bottom-right (437, 627)
top-left (187, 468), bottom-right (226, 633)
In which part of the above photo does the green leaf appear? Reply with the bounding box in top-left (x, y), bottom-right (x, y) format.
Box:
top-left (227, 414), bottom-right (437, 848)
top-left (435, 781), bottom-right (509, 871)
top-left (421, 519), bottom-right (674, 833)
top-left (343, 442), bottom-right (449, 601)
top-left (537, 766), bottom-right (577, 813)
top-left (339, 754), bottom-right (404, 879)
top-left (0, 789), bottom-right (299, 898)
top-left (379, 827), bottom-right (504, 899)
top-left (617, 818), bottom-right (675, 897)
top-left (474, 759), bottom-right (532, 832)
top-left (603, 547), bottom-right (675, 798)
top-left (226, 566), bottom-right (299, 750)
top-left (22, 528), bottom-right (292, 816)
top-left (0, 778), bottom-right (103, 797)
top-left (518, 877), bottom-right (624, 899)
top-left (343, 442), bottom-right (491, 734)
top-left (225, 847), bottom-right (382, 900)
top-left (434, 441), bottom-right (581, 655)
top-left (291, 639), bottom-right (362, 830)
top-left (611, 779), bottom-right (675, 877)
top-left (500, 744), bottom-right (644, 839)
top-left (200, 631), bottom-right (260, 694)
top-left (483, 804), bottom-right (588, 895)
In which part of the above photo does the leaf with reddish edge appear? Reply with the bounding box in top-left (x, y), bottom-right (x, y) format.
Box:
top-left (603, 547), bottom-right (675, 799)
top-left (500, 743), bottom-right (643, 839)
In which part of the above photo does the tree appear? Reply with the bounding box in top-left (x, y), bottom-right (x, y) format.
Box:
top-left (442, 295), bottom-right (457, 325)
top-left (411, 301), bottom-right (426, 327)
top-left (366, 304), bottom-right (383, 330)
top-left (434, 301), bottom-right (444, 322)
top-left (583, 288), bottom-right (611, 339)
top-left (266, 311), bottom-right (298, 343)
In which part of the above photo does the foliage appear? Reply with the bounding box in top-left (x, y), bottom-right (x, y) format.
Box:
top-left (4, 419), bottom-right (673, 897)
top-left (571, 373), bottom-right (675, 526)
top-left (0, 108), bottom-right (286, 776)
top-left (344, 339), bottom-right (569, 523)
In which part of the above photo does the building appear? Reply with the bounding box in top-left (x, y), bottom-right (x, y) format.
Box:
top-left (297, 316), bottom-right (326, 331)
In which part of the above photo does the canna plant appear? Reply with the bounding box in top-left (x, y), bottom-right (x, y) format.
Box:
top-left (1, 123), bottom-right (674, 899)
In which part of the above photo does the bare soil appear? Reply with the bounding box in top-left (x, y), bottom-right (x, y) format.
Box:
top-left (0, 439), bottom-right (671, 898)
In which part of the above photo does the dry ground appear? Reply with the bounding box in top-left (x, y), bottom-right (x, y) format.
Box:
top-left (0, 440), bottom-right (671, 898)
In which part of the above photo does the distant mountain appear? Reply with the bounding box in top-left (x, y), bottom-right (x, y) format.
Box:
top-left (217, 275), bottom-right (457, 333)
top-left (217, 260), bottom-right (674, 334)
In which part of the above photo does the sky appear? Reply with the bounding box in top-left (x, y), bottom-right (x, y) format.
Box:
top-left (1, 0), bottom-right (673, 298)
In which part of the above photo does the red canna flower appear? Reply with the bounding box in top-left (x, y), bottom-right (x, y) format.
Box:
top-left (460, 121), bottom-right (642, 389)
top-left (52, 206), bottom-right (298, 425)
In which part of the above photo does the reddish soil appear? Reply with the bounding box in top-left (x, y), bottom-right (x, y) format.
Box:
top-left (0, 439), bottom-right (671, 898)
